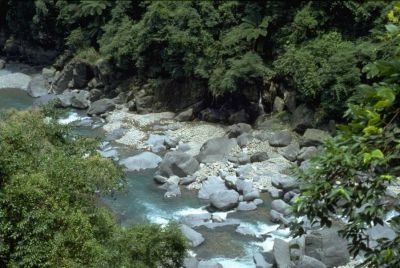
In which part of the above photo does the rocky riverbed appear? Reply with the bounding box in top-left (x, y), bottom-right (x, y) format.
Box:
top-left (1, 59), bottom-right (399, 268)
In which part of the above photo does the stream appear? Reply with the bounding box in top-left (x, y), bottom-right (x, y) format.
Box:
top-left (0, 65), bottom-right (289, 267)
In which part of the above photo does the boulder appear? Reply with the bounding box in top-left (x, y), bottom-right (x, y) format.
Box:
top-left (52, 59), bottom-right (92, 93)
top-left (268, 187), bottom-right (283, 199)
top-left (27, 75), bottom-right (48, 97)
top-left (0, 72), bottom-right (31, 90)
top-left (154, 175), bottom-right (168, 184)
top-left (164, 183), bottom-right (181, 199)
top-left (237, 201), bottom-right (257, 211)
top-left (180, 212), bottom-right (211, 227)
top-left (273, 238), bottom-right (291, 268)
top-left (87, 98), bottom-right (115, 116)
top-left (271, 174), bottom-right (298, 191)
top-left (271, 199), bottom-right (292, 216)
top-left (228, 109), bottom-right (249, 124)
top-left (184, 257), bottom-right (199, 268)
top-left (237, 133), bottom-right (252, 147)
top-left (297, 146), bottom-right (319, 161)
top-left (175, 108), bottom-right (193, 121)
top-left (269, 131), bottom-right (292, 147)
top-left (278, 142), bottom-right (300, 162)
top-left (300, 160), bottom-right (312, 171)
top-left (70, 90), bottom-right (90, 109)
top-left (199, 108), bottom-right (226, 123)
top-left (56, 91), bottom-right (74, 108)
top-left (254, 252), bottom-right (273, 268)
top-left (210, 190), bottom-right (240, 210)
top-left (198, 176), bottom-right (227, 200)
top-left (196, 137), bottom-right (237, 163)
top-left (284, 90), bottom-right (296, 113)
top-left (301, 129), bottom-right (331, 147)
top-left (119, 152), bottom-right (162, 171)
top-left (235, 179), bottom-right (253, 194)
top-left (296, 255), bottom-right (327, 268)
top-left (135, 95), bottom-right (154, 114)
top-left (243, 189), bottom-right (260, 201)
top-left (305, 229), bottom-right (350, 268)
top-left (180, 224), bottom-right (205, 247)
top-left (94, 58), bottom-right (113, 85)
top-left (226, 123), bottom-right (252, 138)
top-left (198, 260), bottom-right (223, 268)
top-left (250, 152), bottom-right (269, 163)
top-left (42, 67), bottom-right (56, 79)
top-left (159, 151), bottom-right (200, 177)
top-left (292, 104), bottom-right (314, 133)
top-left (0, 59), bottom-right (5, 69)
top-left (273, 96), bottom-right (285, 113)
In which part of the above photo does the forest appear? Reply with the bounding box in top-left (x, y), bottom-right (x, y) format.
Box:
top-left (0, 1), bottom-right (399, 267)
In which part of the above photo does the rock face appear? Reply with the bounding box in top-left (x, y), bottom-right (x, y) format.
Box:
top-left (180, 224), bottom-right (205, 247)
top-left (0, 72), bottom-right (31, 90)
top-left (305, 229), bottom-right (350, 268)
top-left (196, 137), bottom-right (237, 163)
top-left (292, 104), bottom-right (314, 133)
top-left (210, 190), bottom-right (240, 210)
top-left (52, 59), bottom-right (92, 93)
top-left (269, 131), bottom-right (292, 147)
top-left (27, 75), bottom-right (48, 97)
top-left (159, 151), bottom-right (200, 177)
top-left (87, 98), bottom-right (115, 116)
top-left (119, 152), bottom-right (162, 171)
top-left (175, 108), bottom-right (193, 121)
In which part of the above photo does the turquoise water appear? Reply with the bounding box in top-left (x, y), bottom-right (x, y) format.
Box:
top-left (0, 88), bottom-right (34, 110)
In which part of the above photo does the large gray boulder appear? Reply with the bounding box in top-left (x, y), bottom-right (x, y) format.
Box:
top-left (228, 109), bottom-right (249, 124)
top-left (271, 199), bottom-right (292, 216)
top-left (198, 260), bottom-right (223, 268)
top-left (70, 90), bottom-right (90, 109)
top-left (269, 131), bottom-right (292, 147)
top-left (273, 238), bottom-right (292, 268)
top-left (180, 224), bottom-right (205, 247)
top-left (0, 72), bottom-right (31, 90)
top-left (271, 174), bottom-right (299, 191)
top-left (56, 91), bottom-right (74, 107)
top-left (119, 152), bottom-right (162, 171)
top-left (159, 151), bottom-right (200, 177)
top-left (210, 190), bottom-right (240, 210)
top-left (305, 229), bottom-right (350, 268)
top-left (52, 59), bottom-right (92, 93)
top-left (226, 123), bottom-right (252, 138)
top-left (27, 75), bottom-right (48, 97)
top-left (175, 108), bottom-right (193, 121)
top-left (196, 137), bottom-right (237, 163)
top-left (184, 257), bottom-right (199, 268)
top-left (292, 104), bottom-right (314, 133)
top-left (297, 146), bottom-right (319, 161)
top-left (301, 129), bottom-right (331, 147)
top-left (250, 152), bottom-right (269, 163)
top-left (296, 255), bottom-right (327, 268)
top-left (198, 176), bottom-right (227, 200)
top-left (253, 252), bottom-right (273, 268)
top-left (278, 142), bottom-right (300, 162)
top-left (87, 98), bottom-right (115, 116)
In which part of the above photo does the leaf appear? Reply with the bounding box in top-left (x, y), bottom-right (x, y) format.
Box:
top-left (371, 149), bottom-right (384, 159)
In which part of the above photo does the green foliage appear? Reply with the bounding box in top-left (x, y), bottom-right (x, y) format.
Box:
top-left (0, 109), bottom-right (186, 267)
top-left (292, 15), bottom-right (400, 267)
top-left (75, 47), bottom-right (101, 64)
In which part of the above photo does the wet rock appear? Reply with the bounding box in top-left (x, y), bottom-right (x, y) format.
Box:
top-left (278, 142), bottom-right (300, 162)
top-left (269, 131), bottom-right (292, 147)
top-left (175, 108), bottom-right (193, 121)
top-left (27, 75), bottom-right (48, 97)
top-left (198, 260), bottom-right (223, 268)
top-left (254, 252), bottom-right (273, 268)
top-left (292, 104), bottom-right (314, 133)
top-left (301, 129), bottom-right (331, 147)
top-left (164, 183), bottom-right (181, 198)
top-left (243, 189), bottom-right (260, 201)
top-left (159, 151), bottom-right (200, 177)
top-left (154, 174), bottom-right (168, 184)
top-left (297, 146), bottom-right (319, 161)
top-left (271, 174), bottom-right (298, 191)
top-left (271, 199), bottom-right (292, 216)
top-left (198, 176), bottom-right (227, 200)
top-left (273, 238), bottom-right (291, 268)
top-left (250, 152), bottom-right (269, 163)
top-left (0, 72), bottom-right (31, 90)
top-left (210, 190), bottom-right (240, 210)
top-left (226, 123), bottom-right (252, 138)
top-left (296, 255), bottom-right (326, 268)
top-left (273, 96), bottom-right (285, 113)
top-left (181, 176), bottom-right (196, 185)
top-left (196, 137), bottom-right (237, 163)
top-left (180, 212), bottom-right (211, 227)
top-left (268, 187), bottom-right (283, 199)
top-left (87, 98), bottom-right (115, 116)
top-left (184, 257), bottom-right (199, 268)
top-left (237, 201), bottom-right (257, 211)
top-left (180, 224), bottom-right (204, 247)
top-left (228, 109), bottom-right (249, 124)
top-left (70, 90), bottom-right (90, 109)
top-left (120, 152), bottom-right (162, 171)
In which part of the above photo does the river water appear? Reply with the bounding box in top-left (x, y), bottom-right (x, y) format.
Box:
top-left (0, 67), bottom-right (287, 267)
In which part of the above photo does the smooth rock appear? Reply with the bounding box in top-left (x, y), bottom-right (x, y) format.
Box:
top-left (269, 131), bottom-right (292, 147)
top-left (268, 187), bottom-right (283, 199)
top-left (210, 190), bottom-right (240, 211)
top-left (196, 137), bottom-right (237, 163)
top-left (198, 176), bottom-right (227, 200)
top-left (159, 151), bottom-right (200, 177)
top-left (250, 152), bottom-right (269, 163)
top-left (27, 75), bottom-right (48, 97)
top-left (271, 199), bottom-right (292, 216)
top-left (120, 152), bottom-right (162, 171)
top-left (227, 123), bottom-right (252, 138)
top-left (180, 224), bottom-right (205, 247)
top-left (271, 174), bottom-right (298, 191)
top-left (254, 252), bottom-right (273, 268)
top-left (273, 238), bottom-right (291, 268)
top-left (70, 90), bottom-right (90, 109)
top-left (0, 72), bottom-right (31, 90)
top-left (237, 133), bottom-right (252, 147)
top-left (175, 108), bottom-right (193, 121)
top-left (296, 255), bottom-right (327, 268)
top-left (87, 98), bottom-right (115, 116)
top-left (243, 189), bottom-right (260, 201)
top-left (292, 104), bottom-right (314, 133)
top-left (301, 129), bottom-right (331, 147)
top-left (237, 201), bottom-right (257, 211)
top-left (278, 142), bottom-right (300, 162)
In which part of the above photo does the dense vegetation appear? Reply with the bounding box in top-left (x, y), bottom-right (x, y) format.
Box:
top-left (0, 108), bottom-right (186, 267)
top-left (0, 0), bottom-right (391, 115)
top-left (293, 4), bottom-right (400, 267)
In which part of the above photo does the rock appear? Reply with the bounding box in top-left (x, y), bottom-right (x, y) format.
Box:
top-left (273, 96), bottom-right (285, 112)
top-left (198, 260), bottom-right (223, 268)
top-left (164, 137), bottom-right (179, 149)
top-left (113, 92), bottom-right (127, 104)
top-left (284, 90), bottom-right (296, 113)
top-left (0, 72), bottom-right (31, 90)
top-left (42, 66), bottom-right (56, 78)
top-left (180, 212), bottom-right (211, 227)
top-left (273, 238), bottom-right (291, 268)
top-left (198, 176), bottom-right (228, 199)
top-left (164, 183), bottom-right (181, 198)
top-left (71, 60), bottom-right (92, 88)
top-left (237, 201), bottom-right (257, 211)
top-left (175, 108), bottom-right (193, 121)
top-left (95, 58), bottom-right (113, 85)
top-left (210, 190), bottom-right (240, 210)
top-left (226, 123), bottom-right (252, 138)
top-left (250, 152), bottom-right (269, 163)
top-left (270, 209), bottom-right (285, 223)
top-left (27, 75), bottom-right (48, 97)
top-left (184, 257), bottom-right (199, 268)
top-left (243, 189), bottom-right (260, 201)
top-left (301, 129), bottom-right (331, 147)
top-left (199, 108), bottom-right (226, 123)
top-left (135, 95), bottom-right (154, 114)
top-left (278, 142), bottom-right (300, 162)
top-left (120, 152), bottom-right (162, 171)
top-left (300, 160), bottom-right (312, 171)
top-left (154, 174), bottom-right (168, 184)
top-left (297, 146), bottom-right (319, 161)
top-left (238, 154), bottom-right (251, 165)
top-left (292, 104), bottom-right (314, 133)
top-left (89, 88), bottom-right (103, 102)
top-left (269, 131), bottom-right (292, 147)
top-left (237, 133), bottom-right (252, 148)
top-left (367, 224), bottom-right (396, 248)
top-left (159, 151), bottom-right (200, 177)
top-left (52, 59), bottom-right (92, 93)
top-left (268, 187), bottom-right (283, 199)
top-left (254, 198), bottom-right (263, 206)
top-left (271, 174), bottom-right (298, 191)
top-left (196, 137), bottom-right (237, 163)
top-left (0, 59), bottom-right (5, 69)
top-left (180, 224), bottom-right (205, 247)
top-left (305, 229), bottom-right (350, 268)
top-left (254, 252), bottom-right (273, 268)
top-left (223, 175), bottom-right (238, 188)
top-left (87, 98), bottom-right (115, 116)
top-left (71, 90), bottom-right (90, 109)
top-left (283, 191), bottom-right (297, 203)
top-left (271, 199), bottom-right (292, 216)
top-left (87, 77), bottom-right (103, 89)
top-left (177, 143), bottom-right (191, 152)
top-left (56, 91), bottom-right (74, 107)
top-left (235, 179), bottom-right (253, 194)
top-left (228, 109), bottom-right (249, 124)
top-left (296, 255), bottom-right (327, 268)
